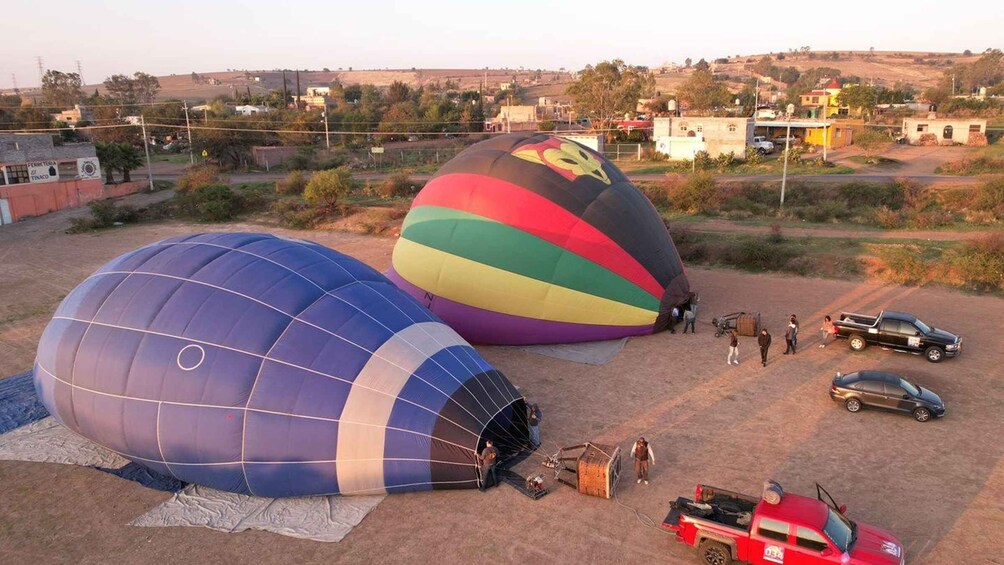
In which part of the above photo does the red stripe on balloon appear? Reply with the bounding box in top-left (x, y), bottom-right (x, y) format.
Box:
top-left (412, 173), bottom-right (664, 299)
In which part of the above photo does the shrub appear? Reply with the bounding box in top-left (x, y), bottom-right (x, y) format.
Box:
top-left (539, 120), bottom-right (556, 132)
top-left (744, 146), bottom-right (763, 165)
top-left (942, 234), bottom-right (1004, 291)
top-left (974, 178), bottom-right (1004, 213)
top-left (873, 245), bottom-right (929, 285)
top-left (715, 151), bottom-right (736, 169)
top-left (693, 151), bottom-right (714, 171)
top-left (176, 164), bottom-right (227, 193)
top-left (271, 199), bottom-right (325, 229)
top-left (378, 172), bottom-right (421, 198)
top-left (668, 171), bottom-right (723, 213)
top-left (838, 181), bottom-right (903, 209)
top-left (285, 147), bottom-right (316, 171)
top-left (175, 184), bottom-right (241, 222)
top-left (304, 167), bottom-right (357, 209)
top-left (722, 196), bottom-right (769, 216)
top-left (917, 133), bottom-right (938, 146)
top-left (725, 238), bottom-right (800, 271)
top-left (873, 207), bottom-right (905, 229)
top-left (67, 200), bottom-right (137, 232)
top-left (853, 128), bottom-right (892, 153)
top-left (797, 199), bottom-right (849, 222)
top-left (276, 170), bottom-right (309, 195)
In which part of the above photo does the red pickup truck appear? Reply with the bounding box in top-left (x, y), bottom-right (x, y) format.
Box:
top-left (662, 483), bottom-right (905, 565)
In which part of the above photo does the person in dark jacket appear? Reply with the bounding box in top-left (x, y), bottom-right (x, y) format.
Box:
top-left (758, 328), bottom-right (772, 367)
top-left (478, 440), bottom-right (498, 491)
top-left (784, 321), bottom-right (797, 354)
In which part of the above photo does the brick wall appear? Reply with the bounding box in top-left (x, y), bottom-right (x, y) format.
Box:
top-left (0, 179), bottom-right (147, 222)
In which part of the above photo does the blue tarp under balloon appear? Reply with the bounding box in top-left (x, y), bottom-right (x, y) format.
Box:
top-left (34, 233), bottom-right (527, 497)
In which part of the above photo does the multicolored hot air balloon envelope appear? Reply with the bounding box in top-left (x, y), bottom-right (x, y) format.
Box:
top-left (34, 233), bottom-right (527, 497)
top-left (388, 133), bottom-right (690, 345)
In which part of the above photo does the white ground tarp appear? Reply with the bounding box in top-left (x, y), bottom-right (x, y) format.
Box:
top-left (0, 415), bottom-right (383, 542)
top-left (131, 485), bottom-right (384, 542)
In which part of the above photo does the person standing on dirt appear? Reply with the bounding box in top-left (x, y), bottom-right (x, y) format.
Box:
top-left (758, 328), bottom-right (772, 367)
top-left (478, 440), bottom-right (498, 491)
top-left (682, 306), bottom-right (697, 334)
top-left (819, 315), bottom-right (835, 348)
top-left (669, 306), bottom-right (680, 334)
top-left (630, 437), bottom-right (655, 485)
top-left (784, 320), bottom-right (798, 354)
top-left (727, 330), bottom-right (740, 365)
top-left (790, 314), bottom-right (800, 350)
top-left (527, 403), bottom-right (541, 448)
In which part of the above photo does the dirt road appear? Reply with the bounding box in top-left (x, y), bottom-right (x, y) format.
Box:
top-left (0, 207), bottom-right (1002, 564)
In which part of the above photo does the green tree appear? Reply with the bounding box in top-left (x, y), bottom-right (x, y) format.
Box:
top-left (684, 58), bottom-right (692, 68)
top-left (116, 143), bottom-right (144, 182)
top-left (566, 59), bottom-right (654, 127)
top-left (676, 71), bottom-right (732, 112)
top-left (837, 85), bottom-right (878, 118)
top-left (41, 70), bottom-right (83, 107)
top-left (304, 167), bottom-right (357, 209)
top-left (753, 56), bottom-right (773, 76)
top-left (379, 102), bottom-right (418, 139)
top-left (103, 72), bottom-right (161, 105)
top-left (387, 81), bottom-right (412, 105)
top-left (694, 59), bottom-right (710, 72)
top-left (95, 142), bottom-right (122, 184)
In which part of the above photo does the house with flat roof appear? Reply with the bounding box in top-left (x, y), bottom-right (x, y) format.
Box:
top-left (902, 117), bottom-right (986, 145)
top-left (653, 117), bottom-right (753, 160)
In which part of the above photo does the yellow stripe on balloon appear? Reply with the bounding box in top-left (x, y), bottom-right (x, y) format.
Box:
top-left (393, 238), bottom-right (657, 327)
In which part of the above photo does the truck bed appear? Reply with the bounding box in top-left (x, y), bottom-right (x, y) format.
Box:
top-left (835, 312), bottom-right (878, 328)
top-left (665, 489), bottom-right (758, 532)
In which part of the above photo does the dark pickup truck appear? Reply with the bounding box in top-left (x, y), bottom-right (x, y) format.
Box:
top-left (832, 311), bottom-right (961, 363)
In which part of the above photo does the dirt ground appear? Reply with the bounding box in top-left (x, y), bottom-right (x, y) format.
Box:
top-left (1, 202), bottom-right (1002, 564)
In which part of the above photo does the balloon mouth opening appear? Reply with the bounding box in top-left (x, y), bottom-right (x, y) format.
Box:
top-left (478, 397), bottom-right (531, 462)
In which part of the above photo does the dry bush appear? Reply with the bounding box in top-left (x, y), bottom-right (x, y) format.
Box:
top-left (378, 172), bottom-right (421, 199)
top-left (176, 165), bottom-right (228, 193)
top-left (966, 132), bottom-right (989, 147)
top-left (872, 245), bottom-right (930, 285)
top-left (873, 207), bottom-right (905, 229)
top-left (917, 133), bottom-right (938, 146)
top-left (667, 171), bottom-right (723, 213)
top-left (276, 170), bottom-right (309, 195)
top-left (938, 234), bottom-right (1004, 292)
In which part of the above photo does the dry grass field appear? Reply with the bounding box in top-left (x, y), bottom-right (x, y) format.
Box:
top-left (1, 195), bottom-right (1002, 564)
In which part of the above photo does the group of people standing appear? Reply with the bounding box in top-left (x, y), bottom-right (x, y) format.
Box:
top-left (728, 314), bottom-right (837, 367)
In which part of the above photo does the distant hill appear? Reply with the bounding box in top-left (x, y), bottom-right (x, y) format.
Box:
top-left (709, 50), bottom-right (980, 89)
top-left (80, 68), bottom-right (573, 102)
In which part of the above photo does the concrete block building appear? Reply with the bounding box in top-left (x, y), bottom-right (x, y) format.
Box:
top-left (902, 117), bottom-right (987, 145)
top-left (653, 117), bottom-right (754, 160)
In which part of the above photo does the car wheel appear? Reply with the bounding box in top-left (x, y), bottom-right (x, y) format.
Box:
top-left (925, 346), bottom-right (944, 363)
top-left (914, 407), bottom-right (932, 422)
top-left (699, 541), bottom-right (733, 565)
top-left (849, 335), bottom-right (867, 352)
top-left (758, 148), bottom-right (767, 155)
top-left (845, 398), bottom-right (862, 413)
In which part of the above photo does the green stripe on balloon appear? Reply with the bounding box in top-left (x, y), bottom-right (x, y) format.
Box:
top-left (401, 205), bottom-right (661, 313)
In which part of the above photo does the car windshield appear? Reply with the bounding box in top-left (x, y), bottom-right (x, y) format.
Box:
top-left (822, 509), bottom-right (854, 552)
top-left (914, 319), bottom-right (932, 334)
top-left (899, 379), bottom-right (920, 396)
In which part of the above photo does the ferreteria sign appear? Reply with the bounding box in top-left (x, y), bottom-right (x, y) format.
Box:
top-left (28, 161), bottom-right (59, 184)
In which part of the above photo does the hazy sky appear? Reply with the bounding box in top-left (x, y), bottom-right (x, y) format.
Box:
top-left (2, 0), bottom-right (1000, 89)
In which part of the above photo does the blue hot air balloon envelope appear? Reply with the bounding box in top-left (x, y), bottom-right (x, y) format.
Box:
top-left (34, 233), bottom-right (527, 497)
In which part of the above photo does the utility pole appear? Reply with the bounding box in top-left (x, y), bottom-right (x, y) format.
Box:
top-left (323, 109), bottom-right (330, 150)
top-left (183, 101), bottom-right (194, 165)
top-left (35, 56), bottom-right (44, 85)
top-left (140, 115), bottom-right (154, 192)
top-left (11, 74), bottom-right (18, 94)
top-left (780, 106), bottom-right (793, 209)
top-left (282, 70), bottom-right (289, 108)
top-left (295, 70), bottom-right (302, 110)
top-left (752, 76), bottom-right (760, 118)
top-left (76, 60), bottom-right (84, 86)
